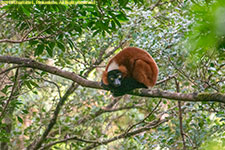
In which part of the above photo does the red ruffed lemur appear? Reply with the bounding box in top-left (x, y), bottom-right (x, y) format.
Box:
top-left (101, 47), bottom-right (158, 96)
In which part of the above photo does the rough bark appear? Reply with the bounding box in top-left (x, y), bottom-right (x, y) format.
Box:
top-left (0, 56), bottom-right (224, 103)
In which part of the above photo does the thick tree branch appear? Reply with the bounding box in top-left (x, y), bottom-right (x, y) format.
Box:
top-left (0, 56), bottom-right (224, 103)
top-left (130, 89), bottom-right (225, 103)
top-left (0, 56), bottom-right (101, 88)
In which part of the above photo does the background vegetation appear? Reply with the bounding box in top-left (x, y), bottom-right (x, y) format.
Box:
top-left (0, 0), bottom-right (224, 149)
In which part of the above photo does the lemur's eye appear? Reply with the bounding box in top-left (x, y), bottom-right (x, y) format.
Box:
top-left (118, 74), bottom-right (122, 78)
top-left (110, 77), bottom-right (114, 81)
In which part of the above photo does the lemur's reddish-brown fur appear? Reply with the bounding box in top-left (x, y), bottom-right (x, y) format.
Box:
top-left (102, 47), bottom-right (158, 88)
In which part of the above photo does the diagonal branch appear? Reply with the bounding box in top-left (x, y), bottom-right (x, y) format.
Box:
top-left (0, 35), bottom-right (55, 43)
top-left (0, 68), bottom-right (20, 119)
top-left (125, 99), bottom-right (162, 133)
top-left (29, 83), bottom-right (79, 150)
top-left (77, 97), bottom-right (121, 125)
top-left (0, 65), bottom-right (27, 75)
top-left (40, 135), bottom-right (99, 150)
top-left (0, 55), bottom-right (101, 88)
top-left (82, 119), bottom-right (168, 150)
top-left (77, 99), bottom-right (144, 125)
top-left (41, 118), bottom-right (168, 150)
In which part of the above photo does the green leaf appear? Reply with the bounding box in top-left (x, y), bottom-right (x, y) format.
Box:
top-left (29, 80), bottom-right (40, 88)
top-left (111, 20), bottom-right (116, 30)
top-left (67, 38), bottom-right (75, 50)
top-left (19, 22), bottom-right (27, 31)
top-left (87, 21), bottom-right (95, 28)
top-left (1, 85), bottom-right (12, 94)
top-left (116, 13), bottom-right (129, 21)
top-left (41, 71), bottom-right (48, 76)
top-left (74, 24), bottom-right (82, 34)
top-left (49, 41), bottom-right (55, 49)
top-left (30, 40), bottom-right (39, 46)
top-left (118, 0), bottom-right (129, 7)
top-left (57, 34), bottom-right (64, 40)
top-left (35, 44), bottom-right (45, 56)
top-left (57, 42), bottom-right (65, 52)
top-left (46, 46), bottom-right (53, 57)
top-left (21, 6), bottom-right (31, 17)
top-left (22, 109), bottom-right (29, 114)
top-left (33, 91), bottom-right (38, 95)
top-left (113, 18), bottom-right (121, 27)
top-left (25, 81), bottom-right (32, 90)
top-left (93, 30), bottom-right (100, 37)
top-left (17, 116), bottom-right (23, 124)
top-left (1, 5), bottom-right (13, 10)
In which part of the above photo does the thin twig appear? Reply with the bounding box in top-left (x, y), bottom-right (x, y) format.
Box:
top-left (125, 99), bottom-right (162, 133)
top-left (168, 56), bottom-right (199, 87)
top-left (103, 105), bottom-right (144, 112)
top-left (77, 97), bottom-right (121, 125)
top-left (102, 41), bottom-right (126, 60)
top-left (82, 119), bottom-right (168, 150)
top-left (0, 65), bottom-right (26, 75)
top-left (84, 40), bottom-right (126, 76)
top-left (150, 0), bottom-right (162, 11)
top-left (21, 27), bottom-right (34, 41)
top-left (40, 135), bottom-right (99, 150)
top-left (156, 73), bottom-right (177, 85)
top-left (41, 119), bottom-right (168, 150)
top-left (34, 78), bottom-right (62, 99)
top-left (183, 133), bottom-right (195, 148)
top-left (0, 11), bottom-right (8, 19)
top-left (0, 35), bottom-right (54, 43)
top-left (175, 78), bottom-right (186, 150)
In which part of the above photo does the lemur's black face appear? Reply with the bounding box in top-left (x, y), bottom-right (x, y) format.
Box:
top-left (107, 70), bottom-right (123, 87)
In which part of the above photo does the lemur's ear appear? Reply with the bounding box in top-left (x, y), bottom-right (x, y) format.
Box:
top-left (102, 71), bottom-right (109, 85)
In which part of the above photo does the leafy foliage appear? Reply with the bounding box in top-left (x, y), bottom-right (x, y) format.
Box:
top-left (0, 0), bottom-right (224, 150)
